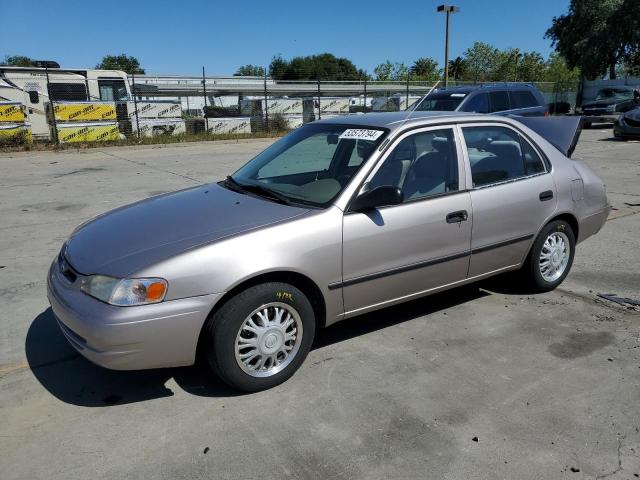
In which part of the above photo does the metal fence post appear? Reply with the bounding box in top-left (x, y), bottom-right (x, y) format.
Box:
top-left (131, 73), bottom-right (141, 138)
top-left (317, 78), bottom-right (321, 120)
top-left (363, 78), bottom-right (368, 113)
top-left (264, 69), bottom-right (269, 131)
top-left (202, 66), bottom-right (208, 132)
top-left (406, 75), bottom-right (410, 110)
top-left (45, 66), bottom-right (59, 145)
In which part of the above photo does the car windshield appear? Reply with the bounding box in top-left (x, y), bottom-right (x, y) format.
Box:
top-left (595, 88), bottom-right (633, 101)
top-left (229, 123), bottom-right (387, 207)
top-left (414, 91), bottom-right (469, 111)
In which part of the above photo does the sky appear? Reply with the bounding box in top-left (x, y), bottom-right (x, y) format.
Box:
top-left (0, 0), bottom-right (570, 76)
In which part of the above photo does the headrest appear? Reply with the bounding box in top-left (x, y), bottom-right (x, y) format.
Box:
top-left (488, 140), bottom-right (521, 154)
top-left (431, 137), bottom-right (450, 152)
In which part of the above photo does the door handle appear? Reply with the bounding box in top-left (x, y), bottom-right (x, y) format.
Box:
top-left (539, 190), bottom-right (554, 201)
top-left (446, 210), bottom-right (468, 223)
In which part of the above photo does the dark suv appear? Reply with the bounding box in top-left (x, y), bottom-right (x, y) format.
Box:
top-left (415, 83), bottom-right (548, 117)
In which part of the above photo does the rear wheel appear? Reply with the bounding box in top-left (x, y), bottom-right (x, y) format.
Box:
top-left (205, 282), bottom-right (315, 392)
top-left (520, 220), bottom-right (575, 292)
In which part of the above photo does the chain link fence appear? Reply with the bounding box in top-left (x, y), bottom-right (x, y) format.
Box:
top-left (0, 68), bottom-right (581, 147)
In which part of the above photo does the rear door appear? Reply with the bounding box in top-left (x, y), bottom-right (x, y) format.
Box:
top-left (489, 90), bottom-right (511, 114)
top-left (459, 123), bottom-right (556, 277)
top-left (509, 90), bottom-right (546, 116)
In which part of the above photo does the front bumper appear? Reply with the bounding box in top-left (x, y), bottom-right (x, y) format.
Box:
top-left (47, 260), bottom-right (222, 370)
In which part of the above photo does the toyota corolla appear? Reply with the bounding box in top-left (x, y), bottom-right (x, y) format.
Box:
top-left (47, 111), bottom-right (609, 392)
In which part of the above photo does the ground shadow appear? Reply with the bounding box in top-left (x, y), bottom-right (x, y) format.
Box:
top-left (476, 271), bottom-right (542, 295)
top-left (25, 309), bottom-right (239, 407)
top-left (27, 285), bottom-right (490, 407)
top-left (314, 284), bottom-right (489, 349)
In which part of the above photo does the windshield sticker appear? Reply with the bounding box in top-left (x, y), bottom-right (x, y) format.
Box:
top-left (450, 93), bottom-right (466, 97)
top-left (339, 129), bottom-right (384, 141)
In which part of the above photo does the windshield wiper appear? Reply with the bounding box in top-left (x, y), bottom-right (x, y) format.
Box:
top-left (224, 176), bottom-right (291, 205)
top-left (223, 175), bottom-right (246, 193)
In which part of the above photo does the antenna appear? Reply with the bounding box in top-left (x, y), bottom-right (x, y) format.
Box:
top-left (393, 79), bottom-right (441, 132)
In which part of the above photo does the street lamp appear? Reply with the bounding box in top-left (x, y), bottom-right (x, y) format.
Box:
top-left (437, 4), bottom-right (460, 88)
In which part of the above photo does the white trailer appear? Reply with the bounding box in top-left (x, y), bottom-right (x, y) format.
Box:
top-left (0, 67), bottom-right (183, 140)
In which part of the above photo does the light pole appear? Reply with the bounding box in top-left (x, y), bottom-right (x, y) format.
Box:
top-left (437, 4), bottom-right (459, 88)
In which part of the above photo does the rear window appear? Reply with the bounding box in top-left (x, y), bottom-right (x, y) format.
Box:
top-left (510, 90), bottom-right (539, 108)
top-left (415, 91), bottom-right (468, 111)
top-left (489, 91), bottom-right (510, 112)
top-left (462, 93), bottom-right (489, 113)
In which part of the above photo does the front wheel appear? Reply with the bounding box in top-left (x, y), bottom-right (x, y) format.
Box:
top-left (205, 282), bottom-right (315, 392)
top-left (520, 220), bottom-right (576, 292)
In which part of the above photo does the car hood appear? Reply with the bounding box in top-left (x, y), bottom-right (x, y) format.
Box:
top-left (65, 183), bottom-right (310, 277)
top-left (581, 100), bottom-right (620, 108)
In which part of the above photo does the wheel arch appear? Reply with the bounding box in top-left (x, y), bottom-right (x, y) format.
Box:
top-left (525, 211), bottom-right (579, 263)
top-left (547, 212), bottom-right (579, 240)
top-left (195, 270), bottom-right (327, 360)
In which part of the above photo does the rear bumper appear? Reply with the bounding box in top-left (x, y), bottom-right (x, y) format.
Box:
top-left (578, 206), bottom-right (610, 243)
top-left (47, 260), bottom-right (222, 370)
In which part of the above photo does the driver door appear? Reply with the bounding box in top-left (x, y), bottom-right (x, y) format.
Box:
top-left (341, 126), bottom-right (472, 316)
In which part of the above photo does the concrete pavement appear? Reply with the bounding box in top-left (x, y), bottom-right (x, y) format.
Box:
top-left (0, 130), bottom-right (638, 480)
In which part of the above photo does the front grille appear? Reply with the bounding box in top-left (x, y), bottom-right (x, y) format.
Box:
top-left (624, 116), bottom-right (640, 127)
top-left (57, 251), bottom-right (78, 283)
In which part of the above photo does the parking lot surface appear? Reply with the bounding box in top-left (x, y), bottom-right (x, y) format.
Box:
top-left (1, 130), bottom-right (639, 480)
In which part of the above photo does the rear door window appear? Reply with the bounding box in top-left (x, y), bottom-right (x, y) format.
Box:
top-left (462, 93), bottom-right (489, 113)
top-left (462, 125), bottom-right (545, 187)
top-left (510, 90), bottom-right (539, 108)
top-left (489, 91), bottom-right (511, 113)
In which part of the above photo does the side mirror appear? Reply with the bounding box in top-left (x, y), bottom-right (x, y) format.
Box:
top-left (350, 185), bottom-right (404, 212)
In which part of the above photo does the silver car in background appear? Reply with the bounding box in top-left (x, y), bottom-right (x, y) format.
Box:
top-left (47, 111), bottom-right (610, 391)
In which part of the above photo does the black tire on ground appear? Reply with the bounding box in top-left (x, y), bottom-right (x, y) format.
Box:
top-left (205, 282), bottom-right (315, 392)
top-left (520, 220), bottom-right (576, 293)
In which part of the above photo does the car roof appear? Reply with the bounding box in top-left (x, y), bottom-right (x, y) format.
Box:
top-left (315, 111), bottom-right (487, 130)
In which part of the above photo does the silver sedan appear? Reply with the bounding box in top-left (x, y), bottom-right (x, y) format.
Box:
top-left (47, 112), bottom-right (610, 391)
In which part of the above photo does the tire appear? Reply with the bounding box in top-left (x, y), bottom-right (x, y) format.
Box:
top-left (205, 282), bottom-right (315, 392)
top-left (520, 220), bottom-right (576, 292)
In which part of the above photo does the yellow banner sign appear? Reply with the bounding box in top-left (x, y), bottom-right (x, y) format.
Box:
top-left (53, 102), bottom-right (117, 122)
top-left (0, 103), bottom-right (27, 123)
top-left (0, 124), bottom-right (32, 143)
top-left (57, 123), bottom-right (120, 143)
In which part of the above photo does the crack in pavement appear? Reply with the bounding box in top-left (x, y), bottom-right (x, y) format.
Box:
top-left (595, 436), bottom-right (624, 480)
top-left (97, 150), bottom-right (202, 184)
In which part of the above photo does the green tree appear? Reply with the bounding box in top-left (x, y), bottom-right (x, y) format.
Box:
top-left (373, 60), bottom-right (408, 81)
top-left (545, 0), bottom-right (639, 79)
top-left (1, 55), bottom-right (36, 67)
top-left (516, 52), bottom-right (547, 81)
top-left (268, 53), bottom-right (364, 81)
top-left (234, 64), bottom-right (265, 76)
top-left (409, 57), bottom-right (440, 81)
top-left (448, 57), bottom-right (467, 80)
top-left (463, 42), bottom-right (499, 82)
top-left (543, 52), bottom-right (581, 83)
top-left (96, 54), bottom-right (145, 75)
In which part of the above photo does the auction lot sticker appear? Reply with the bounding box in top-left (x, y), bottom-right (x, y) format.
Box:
top-left (339, 129), bottom-right (384, 141)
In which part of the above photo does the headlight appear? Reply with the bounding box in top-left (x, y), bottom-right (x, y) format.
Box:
top-left (605, 105), bottom-right (616, 112)
top-left (80, 275), bottom-right (167, 306)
